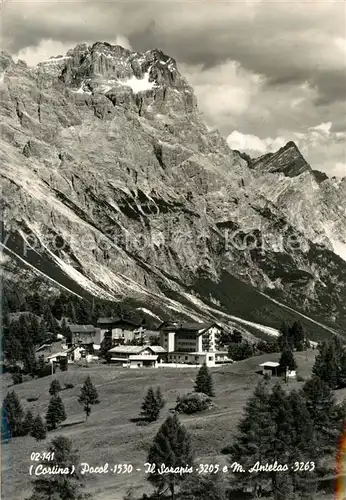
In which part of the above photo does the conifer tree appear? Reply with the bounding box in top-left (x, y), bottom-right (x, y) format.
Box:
top-left (155, 386), bottom-right (165, 410)
top-left (312, 337), bottom-right (345, 389)
top-left (31, 414), bottom-right (47, 441)
top-left (267, 383), bottom-right (295, 498)
top-left (278, 321), bottom-right (291, 350)
top-left (287, 390), bottom-right (317, 498)
top-left (279, 348), bottom-right (297, 380)
top-left (100, 330), bottom-right (112, 359)
top-left (147, 414), bottom-right (193, 500)
top-left (2, 390), bottom-right (24, 437)
top-left (179, 472), bottom-right (228, 500)
top-left (22, 410), bottom-right (34, 436)
top-left (290, 321), bottom-right (306, 350)
top-left (49, 379), bottom-right (62, 396)
top-left (300, 376), bottom-right (341, 456)
top-left (227, 380), bottom-right (274, 496)
top-left (141, 388), bottom-right (161, 422)
top-left (46, 395), bottom-right (66, 430)
top-left (27, 436), bottom-right (89, 500)
top-left (78, 376), bottom-right (99, 421)
top-left (194, 363), bottom-right (215, 397)
top-left (61, 318), bottom-right (72, 345)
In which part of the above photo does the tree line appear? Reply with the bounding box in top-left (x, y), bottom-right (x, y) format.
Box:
top-left (2, 376), bottom-right (99, 442)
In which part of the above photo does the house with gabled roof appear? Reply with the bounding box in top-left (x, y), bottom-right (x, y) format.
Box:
top-left (97, 316), bottom-right (146, 344)
top-left (107, 345), bottom-right (166, 368)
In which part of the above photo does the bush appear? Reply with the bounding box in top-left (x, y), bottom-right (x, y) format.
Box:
top-left (27, 396), bottom-right (39, 402)
top-left (64, 383), bottom-right (74, 390)
top-left (12, 373), bottom-right (23, 385)
top-left (175, 392), bottom-right (212, 414)
top-left (59, 358), bottom-right (68, 371)
top-left (297, 375), bottom-right (305, 382)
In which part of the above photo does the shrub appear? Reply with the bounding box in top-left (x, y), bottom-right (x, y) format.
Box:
top-left (64, 383), bottom-right (74, 390)
top-left (27, 396), bottom-right (39, 402)
top-left (12, 373), bottom-right (23, 385)
top-left (175, 392), bottom-right (212, 414)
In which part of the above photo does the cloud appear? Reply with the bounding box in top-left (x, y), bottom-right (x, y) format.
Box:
top-left (227, 131), bottom-right (286, 155)
top-left (309, 122), bottom-right (332, 135)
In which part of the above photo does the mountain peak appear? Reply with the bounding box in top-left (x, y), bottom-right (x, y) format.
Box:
top-left (251, 141), bottom-right (312, 178)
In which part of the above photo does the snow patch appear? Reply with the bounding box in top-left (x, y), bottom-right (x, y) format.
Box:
top-left (136, 308), bottom-right (162, 322)
top-left (118, 71), bottom-right (156, 93)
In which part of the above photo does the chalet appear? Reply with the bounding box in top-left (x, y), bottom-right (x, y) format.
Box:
top-left (37, 341), bottom-right (68, 360)
top-left (97, 317), bottom-right (145, 344)
top-left (68, 324), bottom-right (102, 346)
top-left (159, 321), bottom-right (231, 367)
top-left (66, 346), bottom-right (98, 363)
top-left (108, 345), bottom-right (166, 368)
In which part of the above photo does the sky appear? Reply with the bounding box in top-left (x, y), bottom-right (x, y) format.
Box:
top-left (2, 0), bottom-right (346, 177)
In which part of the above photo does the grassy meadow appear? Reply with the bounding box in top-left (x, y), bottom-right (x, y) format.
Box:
top-left (2, 349), bottom-right (343, 500)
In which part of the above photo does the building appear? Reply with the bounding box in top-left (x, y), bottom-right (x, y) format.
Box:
top-left (159, 321), bottom-right (231, 367)
top-left (46, 351), bottom-right (68, 363)
top-left (259, 361), bottom-right (296, 378)
top-left (66, 346), bottom-right (98, 363)
top-left (107, 345), bottom-right (166, 368)
top-left (259, 361), bottom-right (280, 376)
top-left (97, 317), bottom-right (145, 344)
top-left (38, 341), bottom-right (68, 361)
top-left (68, 324), bottom-right (102, 346)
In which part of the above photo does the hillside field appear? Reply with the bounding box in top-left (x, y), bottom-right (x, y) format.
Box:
top-left (2, 350), bottom-right (344, 500)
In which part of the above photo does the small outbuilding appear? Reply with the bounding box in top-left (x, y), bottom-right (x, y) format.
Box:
top-left (259, 361), bottom-right (280, 377)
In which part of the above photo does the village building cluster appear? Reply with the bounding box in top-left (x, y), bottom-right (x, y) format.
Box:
top-left (36, 317), bottom-right (234, 369)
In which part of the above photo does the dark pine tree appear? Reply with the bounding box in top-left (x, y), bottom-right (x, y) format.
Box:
top-left (300, 376), bottom-right (341, 457)
top-left (100, 330), bottom-right (113, 359)
top-left (287, 390), bottom-right (317, 499)
top-left (49, 379), bottom-right (62, 396)
top-left (278, 321), bottom-right (291, 350)
top-left (27, 436), bottom-right (89, 500)
top-left (52, 296), bottom-right (64, 320)
top-left (31, 414), bottom-right (47, 441)
top-left (141, 388), bottom-right (161, 422)
top-left (279, 348), bottom-right (297, 381)
top-left (267, 382), bottom-right (295, 500)
top-left (226, 380), bottom-right (274, 497)
top-left (155, 387), bottom-right (165, 410)
top-left (46, 395), bottom-right (66, 430)
top-left (147, 413), bottom-right (194, 500)
top-left (78, 376), bottom-right (99, 421)
top-left (179, 472), bottom-right (228, 500)
top-left (61, 318), bottom-right (73, 346)
top-left (312, 340), bottom-right (339, 389)
top-left (194, 363), bottom-right (215, 397)
top-left (290, 321), bottom-right (306, 351)
top-left (22, 410), bottom-right (34, 436)
top-left (2, 390), bottom-right (24, 438)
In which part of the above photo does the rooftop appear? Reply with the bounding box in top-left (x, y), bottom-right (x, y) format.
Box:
top-left (259, 361), bottom-right (280, 367)
top-left (97, 317), bottom-right (142, 327)
top-left (160, 322), bottom-right (219, 334)
top-left (108, 345), bottom-right (164, 354)
top-left (69, 324), bottom-right (98, 333)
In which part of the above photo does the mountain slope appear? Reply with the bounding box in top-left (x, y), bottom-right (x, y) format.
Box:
top-left (1, 42), bottom-right (346, 338)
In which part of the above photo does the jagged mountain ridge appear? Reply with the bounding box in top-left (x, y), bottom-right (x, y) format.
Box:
top-left (1, 42), bottom-right (346, 338)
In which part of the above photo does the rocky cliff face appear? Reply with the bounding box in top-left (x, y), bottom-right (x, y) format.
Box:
top-left (1, 42), bottom-right (345, 338)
